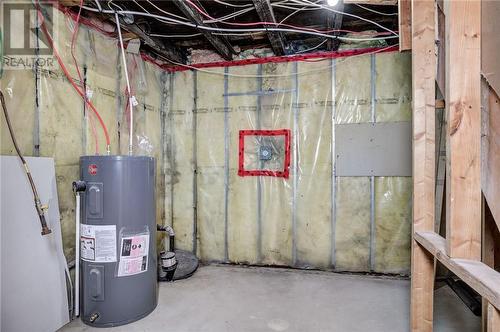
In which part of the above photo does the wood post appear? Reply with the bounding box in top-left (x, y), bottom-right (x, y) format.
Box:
top-left (445, 0), bottom-right (482, 260)
top-left (410, 0), bottom-right (436, 330)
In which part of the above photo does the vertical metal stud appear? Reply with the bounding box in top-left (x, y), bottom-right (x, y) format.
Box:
top-left (369, 54), bottom-right (377, 271)
top-left (168, 73), bottom-right (175, 229)
top-left (33, 17), bottom-right (40, 157)
top-left (159, 71), bottom-right (169, 230)
top-left (256, 64), bottom-right (263, 263)
top-left (292, 61), bottom-right (299, 266)
top-left (192, 70), bottom-right (198, 255)
top-left (223, 67), bottom-right (229, 263)
top-left (331, 58), bottom-right (337, 268)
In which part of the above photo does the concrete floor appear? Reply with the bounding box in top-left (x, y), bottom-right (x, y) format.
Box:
top-left (61, 265), bottom-right (480, 332)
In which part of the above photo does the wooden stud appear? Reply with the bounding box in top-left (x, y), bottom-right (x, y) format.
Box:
top-left (410, 0), bottom-right (436, 330)
top-left (483, 199), bottom-right (496, 332)
top-left (399, 0), bottom-right (412, 51)
top-left (445, 0), bottom-right (482, 260)
top-left (487, 302), bottom-right (500, 332)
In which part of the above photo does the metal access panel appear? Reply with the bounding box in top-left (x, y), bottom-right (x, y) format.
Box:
top-left (335, 122), bottom-right (412, 176)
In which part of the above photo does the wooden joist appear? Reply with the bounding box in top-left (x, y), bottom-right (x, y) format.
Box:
top-left (398, 0), bottom-right (411, 51)
top-left (326, 2), bottom-right (344, 51)
top-left (109, 16), bottom-right (183, 63)
top-left (414, 231), bottom-right (500, 311)
top-left (445, 0), bottom-right (482, 260)
top-left (410, 0), bottom-right (436, 330)
top-left (252, 0), bottom-right (288, 55)
top-left (172, 0), bottom-right (234, 60)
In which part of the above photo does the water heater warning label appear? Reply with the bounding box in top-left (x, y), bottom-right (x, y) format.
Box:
top-left (117, 234), bottom-right (149, 277)
top-left (80, 224), bottom-right (117, 262)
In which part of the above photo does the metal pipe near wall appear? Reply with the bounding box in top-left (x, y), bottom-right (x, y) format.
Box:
top-left (75, 193), bottom-right (81, 317)
top-left (72, 180), bottom-right (86, 318)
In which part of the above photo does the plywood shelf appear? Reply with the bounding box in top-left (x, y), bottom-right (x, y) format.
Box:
top-left (414, 231), bottom-right (500, 310)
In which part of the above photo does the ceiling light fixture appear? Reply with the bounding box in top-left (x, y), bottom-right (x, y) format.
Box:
top-left (327, 0), bottom-right (340, 6)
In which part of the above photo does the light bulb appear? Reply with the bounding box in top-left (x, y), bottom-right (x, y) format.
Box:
top-left (327, 0), bottom-right (339, 6)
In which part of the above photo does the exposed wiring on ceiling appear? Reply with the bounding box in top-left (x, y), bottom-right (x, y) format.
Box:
top-left (289, 0), bottom-right (398, 36)
top-left (154, 45), bottom-right (397, 78)
top-left (203, 6), bottom-right (255, 24)
top-left (81, 6), bottom-right (398, 42)
top-left (131, 0), bottom-right (180, 26)
top-left (213, 0), bottom-right (253, 8)
top-left (150, 33), bottom-right (203, 38)
top-left (141, 0), bottom-right (190, 23)
top-left (277, 0), bottom-right (323, 25)
top-left (295, 39), bottom-right (328, 54)
top-left (355, 4), bottom-right (398, 16)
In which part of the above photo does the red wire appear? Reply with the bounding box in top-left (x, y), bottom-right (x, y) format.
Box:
top-left (69, 0), bottom-right (99, 154)
top-left (184, 0), bottom-right (393, 36)
top-left (35, 1), bottom-right (111, 148)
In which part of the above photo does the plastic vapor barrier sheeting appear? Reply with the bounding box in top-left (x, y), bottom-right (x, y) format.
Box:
top-left (166, 51), bottom-right (412, 275)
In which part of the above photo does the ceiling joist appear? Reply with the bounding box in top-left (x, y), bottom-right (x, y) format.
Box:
top-left (110, 15), bottom-right (184, 63)
top-left (172, 0), bottom-right (235, 60)
top-left (326, 2), bottom-right (344, 51)
top-left (252, 0), bottom-right (288, 55)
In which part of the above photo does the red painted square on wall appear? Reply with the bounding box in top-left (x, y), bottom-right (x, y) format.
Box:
top-left (238, 129), bottom-right (291, 178)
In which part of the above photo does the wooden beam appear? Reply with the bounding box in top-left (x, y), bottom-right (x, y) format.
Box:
top-left (410, 0), bottom-right (436, 330)
top-left (172, 0), bottom-right (234, 60)
top-left (415, 231), bottom-right (500, 310)
top-left (109, 16), bottom-right (183, 63)
top-left (326, 2), bottom-right (344, 51)
top-left (445, 0), bottom-right (482, 259)
top-left (398, 0), bottom-right (411, 51)
top-left (482, 86), bottom-right (500, 231)
top-left (252, 0), bottom-right (287, 55)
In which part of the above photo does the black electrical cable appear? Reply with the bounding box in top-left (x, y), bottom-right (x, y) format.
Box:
top-left (0, 90), bottom-right (51, 235)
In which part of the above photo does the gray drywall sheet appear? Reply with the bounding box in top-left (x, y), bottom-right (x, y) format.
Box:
top-left (1, 156), bottom-right (69, 332)
top-left (335, 122), bottom-right (412, 176)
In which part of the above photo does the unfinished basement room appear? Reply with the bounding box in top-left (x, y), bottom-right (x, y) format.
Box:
top-left (1, 0), bottom-right (499, 331)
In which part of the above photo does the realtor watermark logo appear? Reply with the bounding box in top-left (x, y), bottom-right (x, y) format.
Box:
top-left (2, 1), bottom-right (57, 70)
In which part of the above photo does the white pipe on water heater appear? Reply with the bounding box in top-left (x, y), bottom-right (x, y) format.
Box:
top-left (75, 193), bottom-right (80, 317)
